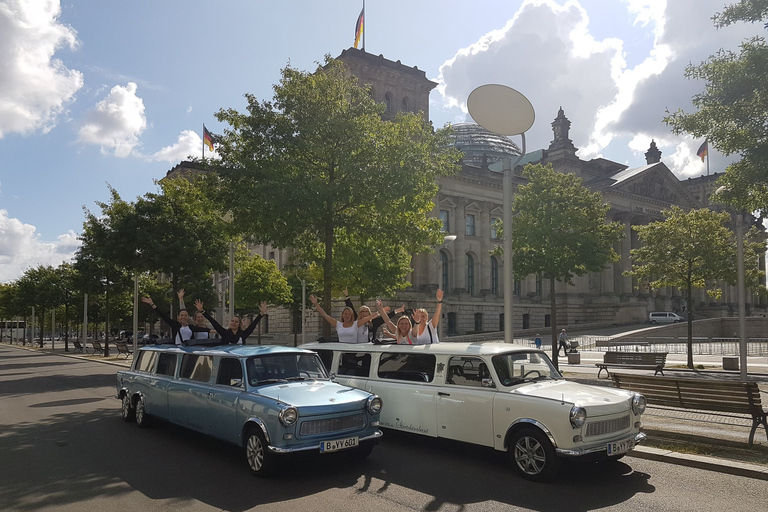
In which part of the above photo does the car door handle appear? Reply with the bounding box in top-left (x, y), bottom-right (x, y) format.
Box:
top-left (438, 392), bottom-right (450, 396)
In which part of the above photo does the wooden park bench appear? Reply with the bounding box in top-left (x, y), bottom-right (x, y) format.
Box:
top-left (90, 341), bottom-right (105, 356)
top-left (611, 373), bottom-right (768, 446)
top-left (72, 340), bottom-right (84, 353)
top-left (115, 341), bottom-right (132, 359)
top-left (595, 351), bottom-right (667, 378)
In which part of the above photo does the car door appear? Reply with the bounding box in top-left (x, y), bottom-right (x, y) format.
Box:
top-left (167, 353), bottom-right (214, 433)
top-left (206, 357), bottom-right (245, 443)
top-left (436, 356), bottom-right (496, 447)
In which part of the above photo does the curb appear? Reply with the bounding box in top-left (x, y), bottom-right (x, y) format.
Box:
top-left (629, 445), bottom-right (768, 480)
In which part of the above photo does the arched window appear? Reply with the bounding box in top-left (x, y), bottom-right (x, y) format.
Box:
top-left (466, 254), bottom-right (475, 295)
top-left (440, 250), bottom-right (449, 292)
top-left (490, 256), bottom-right (499, 295)
top-left (401, 97), bottom-right (409, 112)
top-left (384, 92), bottom-right (393, 114)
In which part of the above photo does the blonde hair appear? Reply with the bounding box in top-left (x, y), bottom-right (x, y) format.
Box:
top-left (396, 315), bottom-right (412, 336)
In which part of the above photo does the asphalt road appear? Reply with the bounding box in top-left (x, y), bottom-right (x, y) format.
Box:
top-left (1, 344), bottom-right (765, 512)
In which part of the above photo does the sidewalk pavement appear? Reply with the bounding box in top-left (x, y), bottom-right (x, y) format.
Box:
top-left (6, 341), bottom-right (768, 480)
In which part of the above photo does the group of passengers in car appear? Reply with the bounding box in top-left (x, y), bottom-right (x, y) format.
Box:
top-left (141, 289), bottom-right (267, 346)
top-left (311, 288), bottom-right (444, 345)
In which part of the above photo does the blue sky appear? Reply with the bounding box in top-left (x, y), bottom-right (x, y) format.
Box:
top-left (0, 0), bottom-right (763, 282)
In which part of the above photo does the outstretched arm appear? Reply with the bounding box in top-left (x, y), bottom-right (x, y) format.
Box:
top-left (195, 300), bottom-right (227, 338)
top-left (343, 288), bottom-right (358, 320)
top-left (177, 289), bottom-right (186, 311)
top-left (309, 294), bottom-right (338, 327)
top-left (376, 300), bottom-right (397, 333)
top-left (431, 289), bottom-right (444, 327)
top-left (142, 297), bottom-right (176, 329)
top-left (240, 302), bottom-right (267, 339)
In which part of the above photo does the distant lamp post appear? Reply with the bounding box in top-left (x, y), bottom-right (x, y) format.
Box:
top-left (467, 85), bottom-right (535, 344)
top-left (716, 185), bottom-right (748, 380)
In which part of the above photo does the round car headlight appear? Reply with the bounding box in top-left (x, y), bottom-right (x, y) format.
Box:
top-left (569, 406), bottom-right (587, 428)
top-left (367, 395), bottom-right (383, 415)
top-left (279, 406), bottom-right (298, 426)
top-left (632, 393), bottom-right (647, 415)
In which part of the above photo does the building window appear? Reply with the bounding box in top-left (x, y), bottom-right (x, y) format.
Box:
top-left (490, 257), bottom-right (499, 295)
top-left (490, 217), bottom-right (499, 239)
top-left (536, 274), bottom-right (542, 296)
top-left (474, 313), bottom-right (483, 333)
top-left (439, 210), bottom-right (449, 232)
top-left (384, 92), bottom-right (393, 114)
top-left (440, 250), bottom-right (449, 292)
top-left (447, 312), bottom-right (458, 335)
top-left (514, 279), bottom-right (521, 297)
top-left (466, 254), bottom-right (475, 295)
top-left (268, 251), bottom-right (275, 260)
top-left (465, 214), bottom-right (476, 236)
top-left (401, 97), bottom-right (409, 112)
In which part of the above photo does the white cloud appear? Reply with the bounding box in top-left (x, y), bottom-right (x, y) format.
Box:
top-left (151, 129), bottom-right (216, 163)
top-left (0, 0), bottom-right (83, 138)
top-left (78, 82), bottom-right (146, 157)
top-left (0, 209), bottom-right (79, 283)
top-left (434, 0), bottom-right (762, 177)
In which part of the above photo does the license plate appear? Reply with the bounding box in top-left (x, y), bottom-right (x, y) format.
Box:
top-left (320, 436), bottom-right (359, 453)
top-left (607, 437), bottom-right (635, 456)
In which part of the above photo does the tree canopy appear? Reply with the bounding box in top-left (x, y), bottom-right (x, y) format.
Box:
top-left (664, 0), bottom-right (768, 215)
top-left (210, 56), bottom-right (460, 320)
top-left (625, 206), bottom-right (765, 368)
top-left (496, 163), bottom-right (623, 367)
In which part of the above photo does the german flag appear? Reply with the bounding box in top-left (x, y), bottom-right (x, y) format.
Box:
top-left (696, 140), bottom-right (708, 162)
top-left (354, 7), bottom-right (364, 49)
top-left (203, 125), bottom-right (214, 152)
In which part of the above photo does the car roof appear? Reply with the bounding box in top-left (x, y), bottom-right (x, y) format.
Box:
top-left (138, 344), bottom-right (316, 357)
top-left (302, 341), bottom-right (537, 357)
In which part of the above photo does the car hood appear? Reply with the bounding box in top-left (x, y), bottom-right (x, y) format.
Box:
top-left (255, 380), bottom-right (373, 415)
top-left (513, 380), bottom-right (634, 415)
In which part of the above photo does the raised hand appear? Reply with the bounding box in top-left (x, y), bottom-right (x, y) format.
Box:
top-left (436, 289), bottom-right (443, 302)
top-left (259, 301), bottom-right (267, 315)
top-left (309, 294), bottom-right (318, 305)
top-left (194, 299), bottom-right (204, 311)
top-left (177, 289), bottom-right (185, 300)
top-left (141, 297), bottom-right (154, 306)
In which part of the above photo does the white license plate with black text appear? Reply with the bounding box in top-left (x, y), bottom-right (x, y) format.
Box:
top-left (607, 437), bottom-right (635, 456)
top-left (320, 436), bottom-right (359, 453)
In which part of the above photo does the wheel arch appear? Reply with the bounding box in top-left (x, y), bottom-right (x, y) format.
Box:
top-left (242, 418), bottom-right (270, 447)
top-left (504, 418), bottom-right (557, 451)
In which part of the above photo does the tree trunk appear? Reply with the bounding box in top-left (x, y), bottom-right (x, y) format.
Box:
top-left (550, 278), bottom-right (559, 370)
top-left (686, 283), bottom-right (694, 369)
top-left (322, 218), bottom-right (334, 339)
top-left (104, 288), bottom-right (110, 357)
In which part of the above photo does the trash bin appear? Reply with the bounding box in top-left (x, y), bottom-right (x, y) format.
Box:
top-left (567, 352), bottom-right (581, 364)
top-left (722, 356), bottom-right (739, 371)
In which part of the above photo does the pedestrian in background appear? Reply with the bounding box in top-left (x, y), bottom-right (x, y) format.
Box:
top-left (535, 334), bottom-right (542, 350)
top-left (557, 329), bottom-right (570, 356)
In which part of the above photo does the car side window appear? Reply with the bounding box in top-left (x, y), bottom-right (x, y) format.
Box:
top-left (339, 352), bottom-right (371, 377)
top-left (378, 353), bottom-right (436, 382)
top-left (446, 357), bottom-right (487, 387)
top-left (180, 354), bottom-right (213, 383)
top-left (135, 350), bottom-right (157, 373)
top-left (314, 349), bottom-right (334, 373)
top-left (156, 353), bottom-right (177, 376)
top-left (216, 358), bottom-right (243, 386)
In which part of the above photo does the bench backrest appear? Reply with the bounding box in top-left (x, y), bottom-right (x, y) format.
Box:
top-left (611, 373), bottom-right (763, 416)
top-left (91, 341), bottom-right (103, 350)
top-left (115, 341), bottom-right (128, 351)
top-left (603, 351), bottom-right (667, 365)
top-left (73, 340), bottom-right (83, 348)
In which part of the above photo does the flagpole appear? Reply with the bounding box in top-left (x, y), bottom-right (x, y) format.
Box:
top-left (363, 0), bottom-right (366, 52)
top-left (706, 144), bottom-right (710, 176)
top-left (202, 124), bottom-right (205, 159)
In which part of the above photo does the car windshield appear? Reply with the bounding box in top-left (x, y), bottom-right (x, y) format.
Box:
top-left (245, 353), bottom-right (329, 386)
top-left (491, 351), bottom-right (563, 387)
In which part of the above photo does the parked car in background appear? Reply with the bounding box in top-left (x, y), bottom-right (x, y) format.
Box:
top-left (305, 342), bottom-right (647, 482)
top-left (116, 344), bottom-right (383, 476)
top-left (649, 312), bottom-right (684, 324)
top-left (141, 333), bottom-right (160, 344)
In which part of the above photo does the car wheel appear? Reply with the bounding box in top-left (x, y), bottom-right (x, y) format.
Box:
top-left (650, 320), bottom-right (658, 325)
top-left (510, 428), bottom-right (561, 482)
top-left (121, 394), bottom-right (135, 422)
top-left (135, 395), bottom-right (151, 428)
top-left (245, 427), bottom-right (273, 477)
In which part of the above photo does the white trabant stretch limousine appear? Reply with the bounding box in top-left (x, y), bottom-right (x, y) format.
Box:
top-left (116, 344), bottom-right (383, 476)
top-left (304, 341), bottom-right (647, 481)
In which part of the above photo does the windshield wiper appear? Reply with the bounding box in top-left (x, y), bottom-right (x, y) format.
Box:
top-left (255, 378), bottom-right (288, 385)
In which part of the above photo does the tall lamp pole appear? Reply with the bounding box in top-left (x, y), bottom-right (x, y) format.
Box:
top-left (468, 85), bottom-right (535, 344)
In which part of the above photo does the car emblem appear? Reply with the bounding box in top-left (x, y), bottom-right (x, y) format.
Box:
top-left (329, 398), bottom-right (336, 402)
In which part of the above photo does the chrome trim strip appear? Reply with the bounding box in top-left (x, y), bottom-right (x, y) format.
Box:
top-left (555, 432), bottom-right (647, 457)
top-left (509, 418), bottom-right (557, 448)
top-left (268, 430), bottom-right (383, 454)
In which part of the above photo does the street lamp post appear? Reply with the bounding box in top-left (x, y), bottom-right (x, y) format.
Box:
top-left (736, 213), bottom-right (747, 380)
top-left (431, 234), bottom-right (456, 340)
top-left (467, 85), bottom-right (535, 344)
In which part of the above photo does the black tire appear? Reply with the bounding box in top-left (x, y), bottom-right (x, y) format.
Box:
top-left (650, 320), bottom-right (658, 325)
top-left (244, 427), bottom-right (274, 477)
top-left (135, 395), bottom-right (151, 428)
top-left (510, 427), bottom-right (561, 482)
top-left (121, 394), bottom-right (135, 422)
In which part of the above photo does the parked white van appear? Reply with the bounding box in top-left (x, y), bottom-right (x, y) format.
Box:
top-left (649, 312), bottom-right (684, 324)
top-left (304, 341), bottom-right (647, 481)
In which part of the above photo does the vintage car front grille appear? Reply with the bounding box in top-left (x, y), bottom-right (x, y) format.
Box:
top-left (299, 414), bottom-right (365, 436)
top-left (585, 415), bottom-right (630, 437)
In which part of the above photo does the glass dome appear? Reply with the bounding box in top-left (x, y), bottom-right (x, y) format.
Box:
top-left (449, 122), bottom-right (521, 167)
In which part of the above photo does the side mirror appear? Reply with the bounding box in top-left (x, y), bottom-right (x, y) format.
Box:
top-left (330, 372), bottom-right (337, 381)
top-left (230, 378), bottom-right (243, 387)
top-left (481, 378), bottom-right (495, 388)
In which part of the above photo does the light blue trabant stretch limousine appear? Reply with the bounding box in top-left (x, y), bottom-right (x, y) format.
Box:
top-left (116, 344), bottom-right (383, 476)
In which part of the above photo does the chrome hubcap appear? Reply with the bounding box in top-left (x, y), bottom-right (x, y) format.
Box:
top-left (247, 434), bottom-right (264, 471)
top-left (514, 436), bottom-right (546, 475)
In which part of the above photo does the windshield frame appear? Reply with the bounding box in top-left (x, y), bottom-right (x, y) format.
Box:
top-left (491, 350), bottom-right (563, 387)
top-left (245, 352), bottom-right (330, 387)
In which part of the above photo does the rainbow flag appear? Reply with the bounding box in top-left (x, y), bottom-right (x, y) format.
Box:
top-left (203, 125), bottom-right (214, 152)
top-left (354, 7), bottom-right (364, 49)
top-left (696, 140), bottom-right (708, 162)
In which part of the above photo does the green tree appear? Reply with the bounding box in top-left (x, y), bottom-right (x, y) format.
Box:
top-left (625, 206), bottom-right (765, 368)
top-left (234, 253), bottom-right (293, 314)
top-left (663, 1), bottom-right (768, 215)
top-left (14, 265), bottom-right (64, 346)
top-left (496, 163), bottom-right (623, 367)
top-left (211, 57), bottom-right (460, 334)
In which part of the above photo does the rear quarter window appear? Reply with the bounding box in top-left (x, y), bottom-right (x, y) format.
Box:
top-left (135, 350), bottom-right (158, 373)
top-left (180, 354), bottom-right (213, 383)
top-left (377, 353), bottom-right (436, 382)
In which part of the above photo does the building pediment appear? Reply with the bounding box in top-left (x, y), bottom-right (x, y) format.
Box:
top-left (609, 163), bottom-right (701, 208)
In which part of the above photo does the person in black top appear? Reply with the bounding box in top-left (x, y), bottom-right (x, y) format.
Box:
top-left (141, 296), bottom-right (210, 345)
top-left (342, 288), bottom-right (406, 342)
top-left (194, 299), bottom-right (267, 345)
